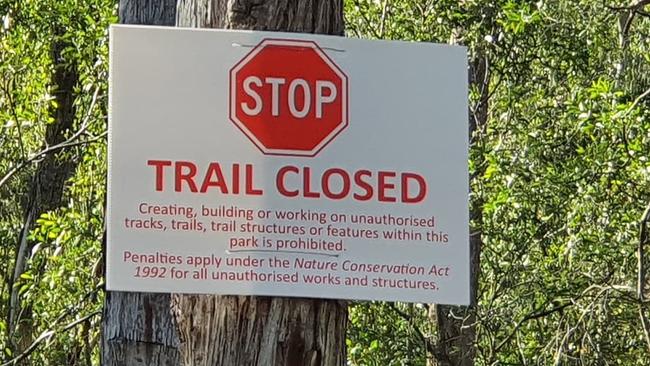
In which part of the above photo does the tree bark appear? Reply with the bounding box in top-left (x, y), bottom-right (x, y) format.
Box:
top-left (101, 2), bottom-right (181, 366)
top-left (172, 296), bottom-right (347, 366)
top-left (102, 292), bottom-right (181, 366)
top-left (176, 0), bottom-right (343, 34)
top-left (170, 1), bottom-right (347, 366)
top-left (119, 0), bottom-right (177, 26)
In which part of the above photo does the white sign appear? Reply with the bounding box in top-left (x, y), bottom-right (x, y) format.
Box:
top-left (108, 24), bottom-right (469, 304)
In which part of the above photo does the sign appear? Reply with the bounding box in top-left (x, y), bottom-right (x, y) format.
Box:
top-left (108, 25), bottom-right (469, 305)
top-left (230, 39), bottom-right (348, 156)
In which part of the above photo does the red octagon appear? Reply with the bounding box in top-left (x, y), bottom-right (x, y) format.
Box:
top-left (230, 39), bottom-right (348, 157)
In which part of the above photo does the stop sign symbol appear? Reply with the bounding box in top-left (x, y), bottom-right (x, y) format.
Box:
top-left (230, 39), bottom-right (349, 156)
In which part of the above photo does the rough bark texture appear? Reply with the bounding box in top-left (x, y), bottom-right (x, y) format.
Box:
top-left (176, 0), bottom-right (343, 35)
top-left (103, 292), bottom-right (180, 366)
top-left (429, 45), bottom-right (489, 366)
top-left (101, 2), bottom-right (181, 366)
top-left (119, 0), bottom-right (177, 26)
top-left (172, 296), bottom-right (347, 366)
top-left (171, 1), bottom-right (347, 366)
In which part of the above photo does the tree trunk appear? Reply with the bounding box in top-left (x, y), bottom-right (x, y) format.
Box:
top-left (102, 292), bottom-right (181, 366)
top-left (9, 24), bottom-right (79, 358)
top-left (119, 0), bottom-right (177, 26)
top-left (170, 1), bottom-right (347, 366)
top-left (101, 2), bottom-right (181, 366)
top-left (175, 0), bottom-right (343, 34)
top-left (171, 296), bottom-right (347, 366)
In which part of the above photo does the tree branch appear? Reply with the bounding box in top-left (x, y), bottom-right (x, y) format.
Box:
top-left (386, 302), bottom-right (436, 357)
top-left (0, 87), bottom-right (103, 190)
top-left (1, 311), bottom-right (100, 366)
top-left (638, 202), bottom-right (650, 301)
top-left (2, 282), bottom-right (102, 365)
top-left (378, 0), bottom-right (390, 38)
top-left (494, 302), bottom-right (573, 354)
top-left (0, 131), bottom-right (107, 190)
top-left (611, 85), bottom-right (650, 120)
top-left (351, 0), bottom-right (382, 39)
top-left (639, 305), bottom-right (650, 353)
top-left (2, 77), bottom-right (27, 160)
top-left (606, 0), bottom-right (650, 11)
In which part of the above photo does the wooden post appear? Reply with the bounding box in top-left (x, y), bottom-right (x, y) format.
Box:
top-left (101, 2), bottom-right (181, 366)
top-left (171, 1), bottom-right (347, 365)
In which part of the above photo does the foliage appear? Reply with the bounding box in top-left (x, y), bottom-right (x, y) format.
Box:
top-left (346, 0), bottom-right (650, 365)
top-left (1, 0), bottom-right (650, 364)
top-left (0, 0), bottom-right (114, 363)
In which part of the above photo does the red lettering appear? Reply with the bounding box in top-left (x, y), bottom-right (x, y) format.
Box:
top-left (147, 160), bottom-right (171, 191)
top-left (175, 161), bottom-right (198, 192)
top-left (245, 164), bottom-right (263, 195)
top-left (353, 170), bottom-right (373, 201)
top-left (276, 165), bottom-right (299, 197)
top-left (378, 171), bottom-right (396, 202)
top-left (322, 168), bottom-right (350, 200)
top-left (232, 164), bottom-right (240, 194)
top-left (303, 167), bottom-right (320, 198)
top-left (401, 173), bottom-right (427, 203)
top-left (147, 161), bottom-right (426, 203)
top-left (274, 165), bottom-right (426, 203)
top-left (200, 163), bottom-right (228, 193)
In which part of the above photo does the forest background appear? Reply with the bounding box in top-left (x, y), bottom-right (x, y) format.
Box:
top-left (1, 0), bottom-right (650, 364)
